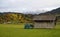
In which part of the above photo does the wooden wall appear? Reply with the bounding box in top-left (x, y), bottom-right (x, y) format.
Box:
top-left (34, 22), bottom-right (55, 28)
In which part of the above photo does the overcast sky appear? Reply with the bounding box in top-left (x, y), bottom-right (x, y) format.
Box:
top-left (0, 0), bottom-right (60, 12)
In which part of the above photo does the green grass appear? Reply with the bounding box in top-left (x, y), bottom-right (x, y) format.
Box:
top-left (0, 24), bottom-right (60, 37)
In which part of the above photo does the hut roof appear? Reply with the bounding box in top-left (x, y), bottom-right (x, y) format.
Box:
top-left (32, 15), bottom-right (56, 20)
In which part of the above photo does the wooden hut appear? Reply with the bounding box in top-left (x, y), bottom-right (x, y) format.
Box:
top-left (32, 14), bottom-right (56, 28)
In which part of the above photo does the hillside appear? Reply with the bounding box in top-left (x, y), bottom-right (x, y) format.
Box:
top-left (39, 7), bottom-right (60, 16)
top-left (0, 12), bottom-right (32, 24)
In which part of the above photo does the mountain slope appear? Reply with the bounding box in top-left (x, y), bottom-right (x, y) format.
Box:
top-left (39, 7), bottom-right (60, 15)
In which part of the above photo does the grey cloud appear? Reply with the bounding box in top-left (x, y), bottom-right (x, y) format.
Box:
top-left (0, 0), bottom-right (60, 12)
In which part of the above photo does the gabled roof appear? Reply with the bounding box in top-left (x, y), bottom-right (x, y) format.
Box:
top-left (32, 14), bottom-right (56, 20)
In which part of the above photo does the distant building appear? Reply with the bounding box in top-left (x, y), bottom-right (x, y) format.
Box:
top-left (32, 14), bottom-right (56, 28)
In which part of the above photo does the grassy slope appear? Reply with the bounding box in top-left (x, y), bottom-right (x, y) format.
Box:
top-left (0, 24), bottom-right (60, 37)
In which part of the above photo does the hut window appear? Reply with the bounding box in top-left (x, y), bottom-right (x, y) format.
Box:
top-left (34, 20), bottom-right (53, 22)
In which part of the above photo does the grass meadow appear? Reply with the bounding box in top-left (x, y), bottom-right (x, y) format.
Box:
top-left (0, 23), bottom-right (60, 37)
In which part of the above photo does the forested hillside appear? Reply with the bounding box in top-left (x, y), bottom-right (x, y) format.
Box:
top-left (40, 7), bottom-right (60, 16)
top-left (0, 12), bottom-right (32, 24)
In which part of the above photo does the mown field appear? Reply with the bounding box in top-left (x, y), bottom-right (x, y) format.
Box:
top-left (0, 23), bottom-right (60, 37)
